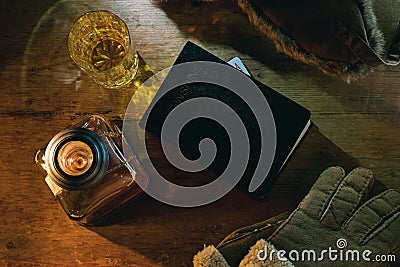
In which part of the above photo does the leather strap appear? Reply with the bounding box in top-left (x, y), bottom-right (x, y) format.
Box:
top-left (333, 20), bottom-right (400, 66)
top-left (387, 22), bottom-right (400, 64)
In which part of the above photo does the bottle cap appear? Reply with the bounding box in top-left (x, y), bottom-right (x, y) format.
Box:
top-left (44, 128), bottom-right (109, 190)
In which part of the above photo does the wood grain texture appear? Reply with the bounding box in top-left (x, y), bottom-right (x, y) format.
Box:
top-left (0, 0), bottom-right (399, 266)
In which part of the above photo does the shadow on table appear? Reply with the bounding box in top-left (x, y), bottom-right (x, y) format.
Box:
top-left (87, 124), bottom-right (386, 266)
top-left (154, 0), bottom-right (308, 74)
top-left (155, 0), bottom-right (400, 76)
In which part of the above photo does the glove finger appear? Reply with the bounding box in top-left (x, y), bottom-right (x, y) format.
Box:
top-left (320, 167), bottom-right (374, 229)
top-left (298, 166), bottom-right (345, 220)
top-left (366, 209), bottom-right (400, 258)
top-left (343, 189), bottom-right (400, 246)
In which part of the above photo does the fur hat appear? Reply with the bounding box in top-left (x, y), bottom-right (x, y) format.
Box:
top-left (238, 0), bottom-right (399, 81)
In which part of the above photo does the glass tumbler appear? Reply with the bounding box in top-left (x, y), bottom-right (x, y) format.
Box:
top-left (68, 10), bottom-right (139, 89)
top-left (36, 115), bottom-right (149, 225)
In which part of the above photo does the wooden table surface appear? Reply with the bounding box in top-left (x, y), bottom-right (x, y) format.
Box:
top-left (1, 0), bottom-right (399, 266)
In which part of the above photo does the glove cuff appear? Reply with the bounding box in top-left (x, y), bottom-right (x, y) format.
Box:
top-left (240, 239), bottom-right (295, 267)
top-left (193, 240), bottom-right (295, 267)
top-left (193, 245), bottom-right (230, 267)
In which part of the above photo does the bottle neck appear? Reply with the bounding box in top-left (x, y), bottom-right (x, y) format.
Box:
top-left (43, 128), bottom-right (109, 191)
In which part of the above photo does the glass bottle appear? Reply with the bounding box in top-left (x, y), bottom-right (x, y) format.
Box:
top-left (36, 114), bottom-right (149, 226)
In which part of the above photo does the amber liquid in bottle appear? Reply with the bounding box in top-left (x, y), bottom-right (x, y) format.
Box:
top-left (39, 115), bottom-right (149, 225)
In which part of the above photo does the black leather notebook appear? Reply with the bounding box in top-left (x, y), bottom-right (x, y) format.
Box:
top-left (141, 41), bottom-right (311, 200)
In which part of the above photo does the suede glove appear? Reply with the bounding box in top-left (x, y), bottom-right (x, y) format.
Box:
top-left (248, 167), bottom-right (400, 266)
top-left (238, 0), bottom-right (400, 81)
top-left (194, 167), bottom-right (400, 266)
